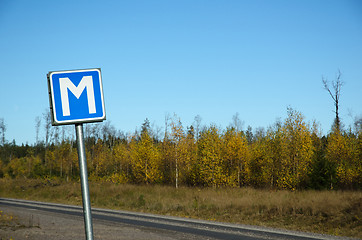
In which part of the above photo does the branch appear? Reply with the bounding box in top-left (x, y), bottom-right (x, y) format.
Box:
top-left (322, 77), bottom-right (336, 102)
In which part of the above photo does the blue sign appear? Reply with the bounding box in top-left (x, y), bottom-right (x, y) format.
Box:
top-left (48, 68), bottom-right (106, 125)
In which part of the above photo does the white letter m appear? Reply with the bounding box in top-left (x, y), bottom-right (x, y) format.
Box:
top-left (59, 76), bottom-right (96, 116)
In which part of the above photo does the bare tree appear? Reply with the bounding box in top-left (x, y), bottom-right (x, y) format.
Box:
top-left (43, 110), bottom-right (53, 147)
top-left (152, 123), bottom-right (163, 142)
top-left (59, 125), bottom-right (65, 143)
top-left (102, 121), bottom-right (118, 149)
top-left (322, 70), bottom-right (343, 132)
top-left (35, 116), bottom-right (41, 144)
top-left (53, 126), bottom-right (60, 145)
top-left (66, 125), bottom-right (75, 142)
top-left (164, 113), bottom-right (171, 140)
top-left (355, 115), bottom-right (362, 133)
top-left (230, 112), bottom-right (244, 132)
top-left (193, 115), bottom-right (202, 140)
top-left (43, 110), bottom-right (54, 174)
top-left (0, 118), bottom-right (6, 145)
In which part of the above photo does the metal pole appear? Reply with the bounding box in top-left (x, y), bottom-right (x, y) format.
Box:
top-left (75, 123), bottom-right (94, 240)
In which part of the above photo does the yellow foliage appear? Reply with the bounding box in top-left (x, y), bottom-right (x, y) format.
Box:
top-left (327, 131), bottom-right (361, 188)
top-left (130, 132), bottom-right (163, 184)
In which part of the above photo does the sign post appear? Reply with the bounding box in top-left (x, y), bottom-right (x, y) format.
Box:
top-left (47, 68), bottom-right (106, 240)
top-left (75, 123), bottom-right (93, 240)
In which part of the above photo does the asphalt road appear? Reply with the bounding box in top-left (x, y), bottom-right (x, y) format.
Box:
top-left (0, 198), bottom-right (350, 240)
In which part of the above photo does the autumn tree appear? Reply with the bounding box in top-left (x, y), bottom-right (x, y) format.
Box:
top-left (326, 130), bottom-right (361, 189)
top-left (250, 109), bottom-right (314, 190)
top-left (160, 134), bottom-right (173, 184)
top-left (112, 141), bottom-right (131, 183)
top-left (308, 121), bottom-right (332, 189)
top-left (54, 142), bottom-right (71, 178)
top-left (5, 157), bottom-right (27, 178)
top-left (181, 126), bottom-right (198, 185)
top-left (357, 129), bottom-right (362, 188)
top-left (197, 125), bottom-right (227, 187)
top-left (249, 131), bottom-right (270, 187)
top-left (129, 119), bottom-right (163, 184)
top-left (265, 121), bottom-right (288, 188)
top-left (222, 127), bottom-right (249, 187)
top-left (89, 139), bottom-right (108, 179)
top-left (281, 108), bottom-right (314, 189)
top-left (170, 114), bottom-right (184, 188)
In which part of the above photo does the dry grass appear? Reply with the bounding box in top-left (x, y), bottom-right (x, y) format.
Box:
top-left (0, 178), bottom-right (361, 238)
top-left (0, 210), bottom-right (15, 229)
top-left (0, 208), bottom-right (39, 233)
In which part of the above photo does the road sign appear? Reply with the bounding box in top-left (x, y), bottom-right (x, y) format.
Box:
top-left (47, 68), bottom-right (106, 240)
top-left (47, 68), bottom-right (106, 126)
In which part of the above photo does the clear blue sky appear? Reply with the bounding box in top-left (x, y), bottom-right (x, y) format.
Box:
top-left (0, 0), bottom-right (361, 144)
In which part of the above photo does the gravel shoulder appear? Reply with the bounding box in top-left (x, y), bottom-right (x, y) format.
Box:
top-left (0, 206), bottom-right (206, 240)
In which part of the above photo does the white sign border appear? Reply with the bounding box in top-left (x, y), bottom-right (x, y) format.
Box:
top-left (47, 68), bottom-right (106, 126)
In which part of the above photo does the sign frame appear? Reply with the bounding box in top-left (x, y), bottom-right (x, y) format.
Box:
top-left (47, 68), bottom-right (106, 126)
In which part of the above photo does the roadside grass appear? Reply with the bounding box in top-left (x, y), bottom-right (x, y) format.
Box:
top-left (0, 178), bottom-right (361, 239)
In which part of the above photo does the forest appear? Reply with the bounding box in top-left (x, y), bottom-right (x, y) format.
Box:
top-left (0, 106), bottom-right (361, 190)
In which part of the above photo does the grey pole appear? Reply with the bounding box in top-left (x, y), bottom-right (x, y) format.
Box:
top-left (75, 123), bottom-right (94, 240)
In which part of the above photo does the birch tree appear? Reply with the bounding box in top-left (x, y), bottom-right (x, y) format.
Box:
top-left (170, 114), bottom-right (183, 188)
top-left (0, 118), bottom-right (6, 146)
top-left (222, 127), bottom-right (249, 187)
